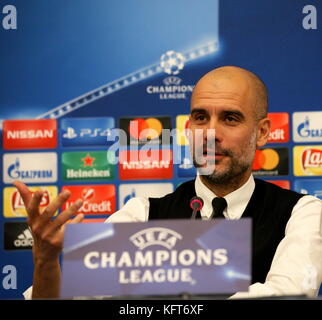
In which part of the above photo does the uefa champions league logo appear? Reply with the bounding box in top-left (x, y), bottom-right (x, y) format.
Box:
top-left (160, 51), bottom-right (185, 75)
top-left (146, 50), bottom-right (192, 100)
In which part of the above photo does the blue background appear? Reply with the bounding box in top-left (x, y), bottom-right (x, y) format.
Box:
top-left (0, 0), bottom-right (321, 299)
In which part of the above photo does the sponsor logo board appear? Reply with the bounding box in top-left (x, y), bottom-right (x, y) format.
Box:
top-left (267, 113), bottom-right (289, 143)
top-left (3, 152), bottom-right (57, 183)
top-left (61, 185), bottom-right (116, 216)
top-left (252, 147), bottom-right (289, 176)
top-left (265, 180), bottom-right (290, 189)
top-left (293, 179), bottom-right (322, 199)
top-left (119, 116), bottom-right (172, 146)
top-left (293, 112), bottom-right (322, 142)
top-left (176, 115), bottom-right (190, 146)
top-left (62, 151), bottom-right (115, 181)
top-left (3, 186), bottom-right (58, 218)
top-left (4, 222), bottom-right (33, 250)
top-left (61, 117), bottom-right (114, 147)
top-left (293, 146), bottom-right (322, 176)
top-left (3, 119), bottom-right (57, 150)
top-left (119, 149), bottom-right (173, 180)
top-left (119, 183), bottom-right (173, 208)
top-left (175, 146), bottom-right (196, 178)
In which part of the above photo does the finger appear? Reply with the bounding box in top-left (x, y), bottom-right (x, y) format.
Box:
top-left (26, 190), bottom-right (44, 221)
top-left (70, 213), bottom-right (84, 224)
top-left (52, 199), bottom-right (83, 228)
top-left (12, 180), bottom-right (33, 208)
top-left (40, 189), bottom-right (71, 221)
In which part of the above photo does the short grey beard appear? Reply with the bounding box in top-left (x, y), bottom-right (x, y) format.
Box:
top-left (196, 160), bottom-right (250, 185)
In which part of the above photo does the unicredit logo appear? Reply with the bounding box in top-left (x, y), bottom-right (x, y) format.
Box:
top-left (302, 149), bottom-right (322, 169)
top-left (62, 185), bottom-right (116, 215)
top-left (267, 113), bottom-right (289, 143)
top-left (66, 188), bottom-right (112, 213)
top-left (269, 129), bottom-right (285, 141)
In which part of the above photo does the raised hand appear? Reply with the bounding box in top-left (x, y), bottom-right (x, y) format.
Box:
top-left (13, 181), bottom-right (84, 298)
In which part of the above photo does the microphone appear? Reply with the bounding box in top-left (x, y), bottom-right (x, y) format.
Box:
top-left (190, 196), bottom-right (204, 219)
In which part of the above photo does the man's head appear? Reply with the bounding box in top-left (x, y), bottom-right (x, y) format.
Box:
top-left (188, 66), bottom-right (271, 191)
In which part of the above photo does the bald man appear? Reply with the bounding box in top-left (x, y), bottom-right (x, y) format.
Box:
top-left (17, 66), bottom-right (322, 299)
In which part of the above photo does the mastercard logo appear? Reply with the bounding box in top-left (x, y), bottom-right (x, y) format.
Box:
top-left (128, 118), bottom-right (163, 140)
top-left (252, 149), bottom-right (280, 170)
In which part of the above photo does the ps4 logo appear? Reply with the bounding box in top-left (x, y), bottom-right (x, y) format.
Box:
top-left (300, 188), bottom-right (322, 199)
top-left (63, 127), bottom-right (112, 139)
top-left (179, 157), bottom-right (194, 169)
top-left (61, 117), bottom-right (115, 147)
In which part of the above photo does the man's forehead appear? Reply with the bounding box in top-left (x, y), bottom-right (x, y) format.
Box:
top-left (191, 73), bottom-right (256, 109)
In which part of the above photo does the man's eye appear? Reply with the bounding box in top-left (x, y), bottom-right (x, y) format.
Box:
top-left (226, 115), bottom-right (238, 123)
top-left (194, 114), bottom-right (206, 121)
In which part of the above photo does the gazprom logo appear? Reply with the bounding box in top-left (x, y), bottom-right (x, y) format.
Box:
top-left (129, 227), bottom-right (183, 250)
top-left (3, 153), bottom-right (57, 183)
top-left (297, 116), bottom-right (322, 138)
top-left (293, 112), bottom-right (322, 142)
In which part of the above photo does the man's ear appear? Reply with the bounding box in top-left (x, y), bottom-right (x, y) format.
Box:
top-left (256, 117), bottom-right (271, 147)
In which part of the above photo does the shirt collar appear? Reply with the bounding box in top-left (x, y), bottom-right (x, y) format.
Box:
top-left (195, 174), bottom-right (255, 219)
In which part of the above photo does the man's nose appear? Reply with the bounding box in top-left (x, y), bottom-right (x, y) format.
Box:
top-left (205, 118), bottom-right (222, 142)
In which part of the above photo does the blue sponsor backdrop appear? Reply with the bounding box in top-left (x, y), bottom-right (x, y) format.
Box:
top-left (0, 0), bottom-right (321, 298)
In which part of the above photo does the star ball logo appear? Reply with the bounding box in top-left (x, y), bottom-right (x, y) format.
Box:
top-left (252, 147), bottom-right (289, 176)
top-left (160, 51), bottom-right (185, 75)
top-left (146, 50), bottom-right (194, 100)
top-left (61, 151), bottom-right (115, 181)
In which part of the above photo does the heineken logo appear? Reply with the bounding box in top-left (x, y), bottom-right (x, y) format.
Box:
top-left (62, 151), bottom-right (115, 181)
top-left (81, 153), bottom-right (96, 167)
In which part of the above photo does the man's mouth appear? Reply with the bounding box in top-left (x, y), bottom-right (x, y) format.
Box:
top-left (203, 150), bottom-right (226, 159)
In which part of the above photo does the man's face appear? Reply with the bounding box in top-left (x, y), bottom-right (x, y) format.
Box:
top-left (188, 74), bottom-right (268, 185)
